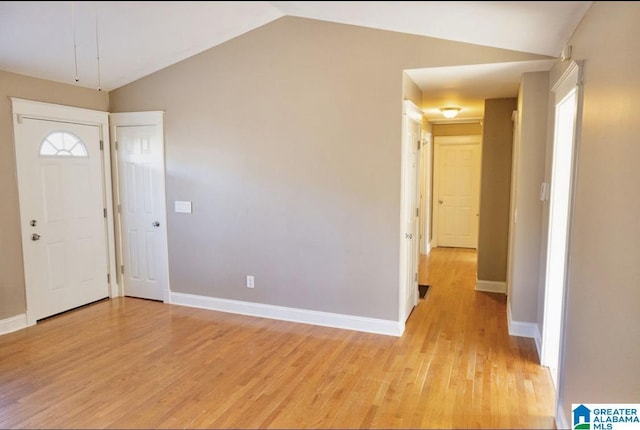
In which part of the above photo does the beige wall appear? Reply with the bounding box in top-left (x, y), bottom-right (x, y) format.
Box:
top-left (432, 123), bottom-right (483, 136)
top-left (402, 73), bottom-right (422, 107)
top-left (0, 70), bottom-right (109, 320)
top-left (509, 72), bottom-right (548, 324)
top-left (110, 16), bottom-right (545, 321)
top-left (556, 1), bottom-right (640, 421)
top-left (477, 98), bottom-right (517, 282)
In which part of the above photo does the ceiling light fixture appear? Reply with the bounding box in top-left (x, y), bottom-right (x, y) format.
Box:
top-left (440, 107), bottom-right (461, 119)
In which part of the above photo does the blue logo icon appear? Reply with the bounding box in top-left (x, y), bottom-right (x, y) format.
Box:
top-left (574, 404), bottom-right (591, 430)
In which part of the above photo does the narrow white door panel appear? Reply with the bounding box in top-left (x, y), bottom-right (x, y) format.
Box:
top-left (112, 114), bottom-right (168, 301)
top-left (14, 119), bottom-right (109, 322)
top-left (400, 102), bottom-right (421, 322)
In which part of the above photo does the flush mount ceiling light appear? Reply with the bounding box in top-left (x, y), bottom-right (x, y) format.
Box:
top-left (440, 107), bottom-right (462, 119)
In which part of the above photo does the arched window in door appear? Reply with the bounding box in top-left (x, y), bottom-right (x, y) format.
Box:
top-left (39, 131), bottom-right (88, 157)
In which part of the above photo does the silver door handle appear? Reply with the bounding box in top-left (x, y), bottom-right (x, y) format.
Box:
top-left (152, 221), bottom-right (160, 227)
top-left (31, 233), bottom-right (41, 241)
top-left (405, 233), bottom-right (413, 239)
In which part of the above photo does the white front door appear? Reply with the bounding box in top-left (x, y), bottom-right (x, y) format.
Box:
top-left (111, 112), bottom-right (169, 301)
top-left (400, 101), bottom-right (421, 322)
top-left (433, 137), bottom-right (481, 248)
top-left (14, 116), bottom-right (110, 323)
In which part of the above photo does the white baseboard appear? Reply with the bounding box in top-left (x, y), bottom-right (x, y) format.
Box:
top-left (0, 313), bottom-right (27, 336)
top-left (556, 402), bottom-right (569, 430)
top-left (170, 292), bottom-right (404, 337)
top-left (507, 303), bottom-right (542, 350)
top-left (475, 280), bottom-right (507, 294)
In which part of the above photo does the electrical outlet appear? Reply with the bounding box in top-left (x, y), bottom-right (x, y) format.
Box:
top-left (246, 275), bottom-right (254, 288)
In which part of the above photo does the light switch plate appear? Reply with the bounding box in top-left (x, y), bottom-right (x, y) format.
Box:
top-left (175, 201), bottom-right (192, 214)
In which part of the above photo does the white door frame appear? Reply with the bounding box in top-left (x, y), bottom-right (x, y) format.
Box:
top-left (11, 98), bottom-right (119, 325)
top-left (432, 134), bottom-right (482, 248)
top-left (541, 60), bottom-right (584, 389)
top-left (419, 131), bottom-right (432, 255)
top-left (507, 110), bottom-right (520, 299)
top-left (110, 111), bottom-right (171, 301)
top-left (399, 100), bottom-right (422, 326)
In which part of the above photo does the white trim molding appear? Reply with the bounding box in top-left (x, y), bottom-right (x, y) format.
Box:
top-left (556, 403), bottom-right (570, 430)
top-left (475, 280), bottom-right (507, 294)
top-left (0, 314), bottom-right (27, 336)
top-left (403, 99), bottom-right (424, 122)
top-left (507, 303), bottom-right (542, 352)
top-left (170, 292), bottom-right (404, 337)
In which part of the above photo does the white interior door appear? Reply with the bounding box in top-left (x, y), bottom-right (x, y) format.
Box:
top-left (400, 101), bottom-right (421, 322)
top-left (14, 117), bottom-right (109, 323)
top-left (433, 136), bottom-right (481, 248)
top-left (112, 112), bottom-right (169, 302)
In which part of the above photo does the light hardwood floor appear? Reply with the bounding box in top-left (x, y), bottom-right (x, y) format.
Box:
top-left (0, 247), bottom-right (556, 429)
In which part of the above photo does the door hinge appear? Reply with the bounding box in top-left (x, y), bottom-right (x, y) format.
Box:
top-left (103, 208), bottom-right (107, 218)
top-left (107, 273), bottom-right (111, 283)
top-left (417, 140), bottom-right (421, 150)
top-left (414, 272), bottom-right (418, 282)
top-left (100, 140), bottom-right (104, 151)
top-left (115, 141), bottom-right (118, 151)
top-left (117, 204), bottom-right (121, 213)
top-left (416, 207), bottom-right (419, 217)
top-left (121, 265), bottom-right (124, 274)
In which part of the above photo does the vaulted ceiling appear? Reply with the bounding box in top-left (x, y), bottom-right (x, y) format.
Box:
top-left (0, 1), bottom-right (592, 121)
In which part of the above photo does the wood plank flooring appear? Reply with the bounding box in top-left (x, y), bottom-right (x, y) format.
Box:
top-left (0, 247), bottom-right (556, 428)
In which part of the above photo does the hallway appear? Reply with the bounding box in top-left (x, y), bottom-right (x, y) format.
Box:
top-left (411, 247), bottom-right (556, 428)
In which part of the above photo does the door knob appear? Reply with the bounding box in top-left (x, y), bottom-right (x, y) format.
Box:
top-left (31, 233), bottom-right (41, 241)
top-left (405, 233), bottom-right (413, 239)
top-left (30, 220), bottom-right (37, 227)
top-left (438, 200), bottom-right (444, 204)
top-left (152, 221), bottom-right (160, 227)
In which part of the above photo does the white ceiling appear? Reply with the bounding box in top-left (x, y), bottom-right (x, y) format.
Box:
top-left (0, 1), bottom-right (592, 121)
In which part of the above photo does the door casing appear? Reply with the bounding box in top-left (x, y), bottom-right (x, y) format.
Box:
top-left (399, 100), bottom-right (422, 326)
top-left (432, 134), bottom-right (482, 249)
top-left (110, 111), bottom-right (170, 302)
top-left (11, 98), bottom-right (118, 325)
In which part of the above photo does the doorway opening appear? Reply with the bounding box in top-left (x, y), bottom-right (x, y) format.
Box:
top-left (541, 61), bottom-right (583, 388)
